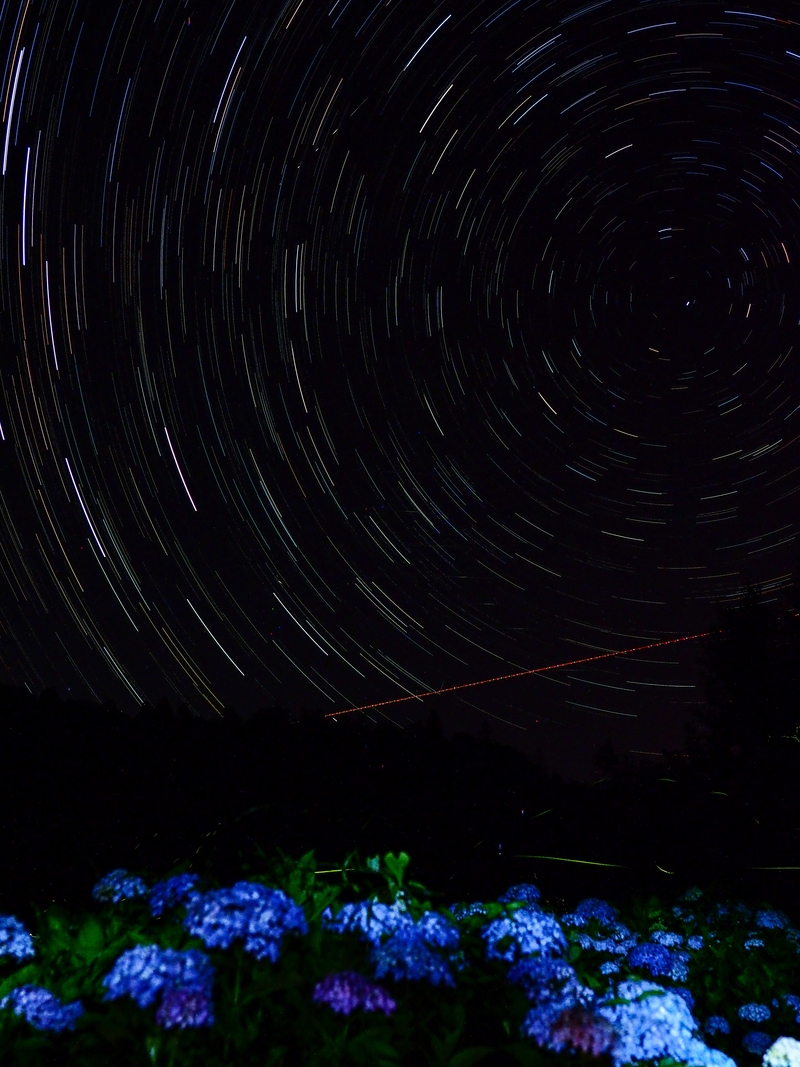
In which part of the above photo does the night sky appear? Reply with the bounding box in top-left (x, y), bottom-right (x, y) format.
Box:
top-left (0, 0), bottom-right (797, 776)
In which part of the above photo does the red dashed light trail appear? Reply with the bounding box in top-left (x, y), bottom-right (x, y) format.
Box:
top-left (324, 631), bottom-right (713, 718)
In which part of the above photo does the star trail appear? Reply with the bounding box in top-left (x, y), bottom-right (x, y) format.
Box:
top-left (0, 0), bottom-right (798, 767)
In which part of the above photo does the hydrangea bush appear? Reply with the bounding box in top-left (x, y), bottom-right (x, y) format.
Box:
top-left (0, 851), bottom-right (799, 1066)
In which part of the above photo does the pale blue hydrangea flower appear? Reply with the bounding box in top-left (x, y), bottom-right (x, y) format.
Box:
top-left (321, 899), bottom-right (409, 947)
top-left (102, 944), bottom-right (214, 1029)
top-left (577, 921), bottom-right (638, 955)
top-left (184, 882), bottom-right (307, 960)
top-left (652, 930), bottom-right (684, 948)
top-left (739, 1003), bottom-right (771, 1023)
top-left (688, 935), bottom-right (704, 950)
top-left (149, 873), bottom-right (201, 918)
top-left (0, 916), bottom-right (35, 961)
top-left (743, 1032), bottom-right (774, 1055)
top-left (312, 972), bottom-right (396, 1015)
top-left (484, 908), bottom-right (566, 962)
top-left (763, 1037), bottom-right (800, 1067)
top-left (92, 869), bottom-right (148, 904)
top-left (596, 980), bottom-right (735, 1067)
top-left (0, 985), bottom-right (84, 1032)
top-left (600, 959), bottom-right (622, 975)
top-left (745, 938), bottom-right (766, 951)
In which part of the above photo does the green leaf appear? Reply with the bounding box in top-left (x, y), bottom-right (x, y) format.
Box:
top-left (449, 1047), bottom-right (493, 1067)
top-left (383, 852), bottom-right (410, 888)
top-left (76, 918), bottom-right (105, 958)
top-left (504, 1042), bottom-right (551, 1067)
top-left (348, 1031), bottom-right (400, 1067)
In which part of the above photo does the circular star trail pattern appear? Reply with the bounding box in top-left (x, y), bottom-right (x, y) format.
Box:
top-left (0, 0), bottom-right (798, 743)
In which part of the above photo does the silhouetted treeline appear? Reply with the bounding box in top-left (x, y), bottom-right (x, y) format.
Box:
top-left (2, 588), bottom-right (800, 925)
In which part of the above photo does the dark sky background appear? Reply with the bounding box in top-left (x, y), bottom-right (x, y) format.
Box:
top-left (0, 0), bottom-right (797, 778)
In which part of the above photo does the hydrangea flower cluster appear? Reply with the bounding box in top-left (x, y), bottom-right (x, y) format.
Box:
top-left (739, 1003), bottom-right (772, 1023)
top-left (498, 884), bottom-right (541, 905)
top-left (0, 915), bottom-right (35, 961)
top-left (321, 899), bottom-right (409, 946)
top-left (784, 995), bottom-right (800, 1024)
top-left (0, 985), bottom-right (84, 1032)
top-left (449, 902), bottom-right (487, 920)
top-left (764, 1037), bottom-right (800, 1067)
top-left (575, 921), bottom-right (638, 956)
top-left (743, 1031), bottom-right (774, 1055)
top-left (312, 972), bottom-right (396, 1015)
top-left (756, 910), bottom-right (789, 930)
top-left (627, 941), bottom-right (690, 981)
top-left (149, 873), bottom-right (201, 918)
top-left (705, 1015), bottom-right (730, 1036)
top-left (102, 944), bottom-right (215, 1029)
top-left (183, 881), bottom-right (307, 961)
top-left (596, 980), bottom-right (736, 1067)
top-left (514, 957), bottom-right (597, 1048)
top-left (561, 898), bottom-right (617, 928)
top-left (92, 869), bottom-right (148, 904)
top-left (323, 899), bottom-right (461, 986)
top-left (483, 907), bottom-right (567, 962)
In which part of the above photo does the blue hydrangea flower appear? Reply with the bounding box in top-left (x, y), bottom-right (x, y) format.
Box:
top-left (312, 972), bottom-right (396, 1015)
top-left (627, 942), bottom-right (673, 977)
top-left (92, 869), bottom-right (148, 904)
top-left (0, 916), bottom-right (35, 961)
top-left (0, 986), bottom-right (84, 1032)
top-left (102, 944), bottom-right (214, 1029)
top-left (738, 1003), bottom-right (771, 1023)
top-left (508, 956), bottom-right (582, 998)
top-left (449, 902), bottom-right (487, 920)
top-left (600, 959), bottom-right (622, 975)
top-left (688, 935), bottom-right (704, 950)
top-left (184, 882), bottom-right (307, 960)
top-left (652, 930), bottom-right (684, 948)
top-left (499, 884), bottom-right (541, 905)
top-left (596, 980), bottom-right (735, 1067)
top-left (577, 921), bottom-right (638, 955)
top-left (743, 1032), bottom-right (774, 1055)
top-left (321, 899), bottom-right (409, 947)
top-left (756, 910), bottom-right (788, 929)
top-left (484, 908), bottom-right (566, 962)
top-left (744, 938), bottom-right (765, 950)
top-left (705, 1016), bottom-right (730, 1036)
top-left (369, 911), bottom-right (460, 987)
top-left (149, 873), bottom-right (201, 918)
top-left (562, 898), bottom-right (617, 928)
top-left (674, 988), bottom-right (695, 1010)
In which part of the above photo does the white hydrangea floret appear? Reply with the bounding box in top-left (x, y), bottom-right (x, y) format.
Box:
top-left (763, 1037), bottom-right (800, 1067)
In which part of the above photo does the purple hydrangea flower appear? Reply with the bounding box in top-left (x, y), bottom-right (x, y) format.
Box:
top-left (756, 910), bottom-right (788, 930)
top-left (102, 944), bottom-right (214, 1029)
top-left (548, 1006), bottom-right (618, 1056)
top-left (321, 899), bottom-right (409, 947)
top-left (562, 898), bottom-right (617, 928)
top-left (92, 869), bottom-right (148, 904)
top-left (738, 1003), bottom-right (771, 1023)
top-left (0, 916), bottom-right (35, 961)
top-left (597, 980), bottom-right (736, 1067)
top-left (484, 908), bottom-right (566, 962)
top-left (149, 873), bottom-right (201, 918)
top-left (705, 1016), bottom-right (730, 1036)
top-left (312, 972), bottom-right (396, 1016)
top-left (155, 986), bottom-right (215, 1029)
top-left (743, 1032), bottom-right (774, 1055)
top-left (0, 985), bottom-right (84, 1032)
top-left (184, 882), bottom-right (307, 960)
top-left (499, 884), bottom-right (541, 905)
